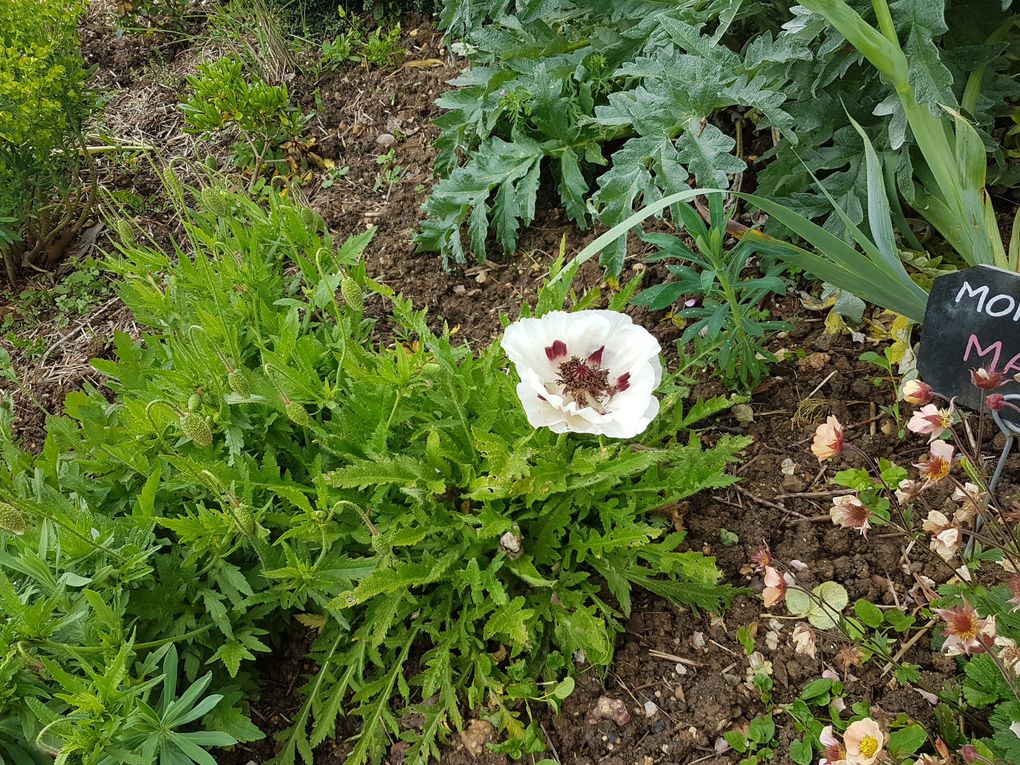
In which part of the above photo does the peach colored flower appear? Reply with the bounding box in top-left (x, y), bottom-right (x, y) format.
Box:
top-left (922, 510), bottom-right (961, 561)
top-left (830, 495), bottom-right (871, 535)
top-left (936, 602), bottom-right (996, 656)
top-left (812, 416), bottom-right (844, 461)
top-left (916, 441), bottom-right (954, 484)
top-left (902, 379), bottom-right (933, 406)
top-left (762, 566), bottom-right (792, 608)
top-left (843, 718), bottom-right (885, 765)
top-left (908, 403), bottom-right (954, 442)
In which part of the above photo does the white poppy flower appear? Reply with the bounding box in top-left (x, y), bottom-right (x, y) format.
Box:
top-left (500, 310), bottom-right (662, 438)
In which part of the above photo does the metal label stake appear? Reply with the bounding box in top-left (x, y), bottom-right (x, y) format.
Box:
top-left (964, 395), bottom-right (1020, 556)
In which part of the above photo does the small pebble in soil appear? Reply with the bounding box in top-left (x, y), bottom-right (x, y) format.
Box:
top-left (643, 700), bottom-right (658, 718)
top-left (782, 473), bottom-right (807, 492)
top-left (375, 132), bottom-right (396, 147)
top-left (460, 719), bottom-right (495, 757)
top-left (588, 695), bottom-right (631, 726)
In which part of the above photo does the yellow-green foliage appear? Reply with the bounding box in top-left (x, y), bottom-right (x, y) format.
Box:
top-left (0, 0), bottom-right (89, 233)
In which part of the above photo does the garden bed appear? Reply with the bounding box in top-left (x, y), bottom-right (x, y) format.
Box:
top-left (1, 3), bottom-right (1018, 764)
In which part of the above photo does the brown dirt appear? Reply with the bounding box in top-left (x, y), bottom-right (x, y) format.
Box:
top-left (5, 8), bottom-right (1004, 765)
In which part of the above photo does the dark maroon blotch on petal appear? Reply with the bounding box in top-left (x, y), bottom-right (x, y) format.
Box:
top-left (545, 340), bottom-right (567, 360)
top-left (587, 346), bottom-right (605, 366)
top-left (616, 372), bottom-right (630, 392)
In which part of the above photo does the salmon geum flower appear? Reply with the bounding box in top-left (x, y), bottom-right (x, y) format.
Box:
top-left (500, 310), bottom-right (662, 438)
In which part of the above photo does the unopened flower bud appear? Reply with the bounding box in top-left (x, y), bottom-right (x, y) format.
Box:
top-left (231, 503), bottom-right (255, 535)
top-left (902, 379), bottom-right (933, 406)
top-left (228, 369), bottom-right (253, 397)
top-left (0, 501), bottom-right (26, 535)
top-left (341, 276), bottom-right (365, 313)
top-left (180, 413), bottom-right (213, 447)
top-left (285, 401), bottom-right (312, 427)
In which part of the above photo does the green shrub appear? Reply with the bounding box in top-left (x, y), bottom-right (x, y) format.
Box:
top-left (180, 58), bottom-right (311, 184)
top-left (0, 181), bottom-right (748, 763)
top-left (321, 17), bottom-right (405, 70)
top-left (113, 0), bottom-right (194, 33)
top-left (0, 0), bottom-right (94, 284)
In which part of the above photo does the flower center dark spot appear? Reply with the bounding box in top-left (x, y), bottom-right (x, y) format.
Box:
top-left (557, 357), bottom-right (611, 405)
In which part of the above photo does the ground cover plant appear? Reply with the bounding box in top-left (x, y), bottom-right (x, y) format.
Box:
top-left (0, 180), bottom-right (748, 763)
top-left (754, 366), bottom-right (1020, 763)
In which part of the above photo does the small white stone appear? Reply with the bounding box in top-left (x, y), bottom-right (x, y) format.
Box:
top-left (643, 701), bottom-right (658, 718)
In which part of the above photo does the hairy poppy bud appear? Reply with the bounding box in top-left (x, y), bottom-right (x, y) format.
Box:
top-left (0, 502), bottom-right (26, 535)
top-left (341, 276), bottom-right (365, 313)
top-left (228, 369), bottom-right (253, 397)
top-left (180, 413), bottom-right (213, 447)
top-left (285, 401), bottom-right (312, 427)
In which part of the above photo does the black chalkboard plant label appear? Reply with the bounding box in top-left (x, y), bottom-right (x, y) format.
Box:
top-left (917, 265), bottom-right (1020, 424)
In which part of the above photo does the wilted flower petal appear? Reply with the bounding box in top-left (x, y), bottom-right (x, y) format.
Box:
top-left (922, 510), bottom-right (961, 561)
top-left (952, 482), bottom-right (985, 524)
top-left (792, 623), bottom-right (816, 658)
top-left (812, 416), bottom-right (844, 461)
top-left (830, 494), bottom-right (871, 535)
